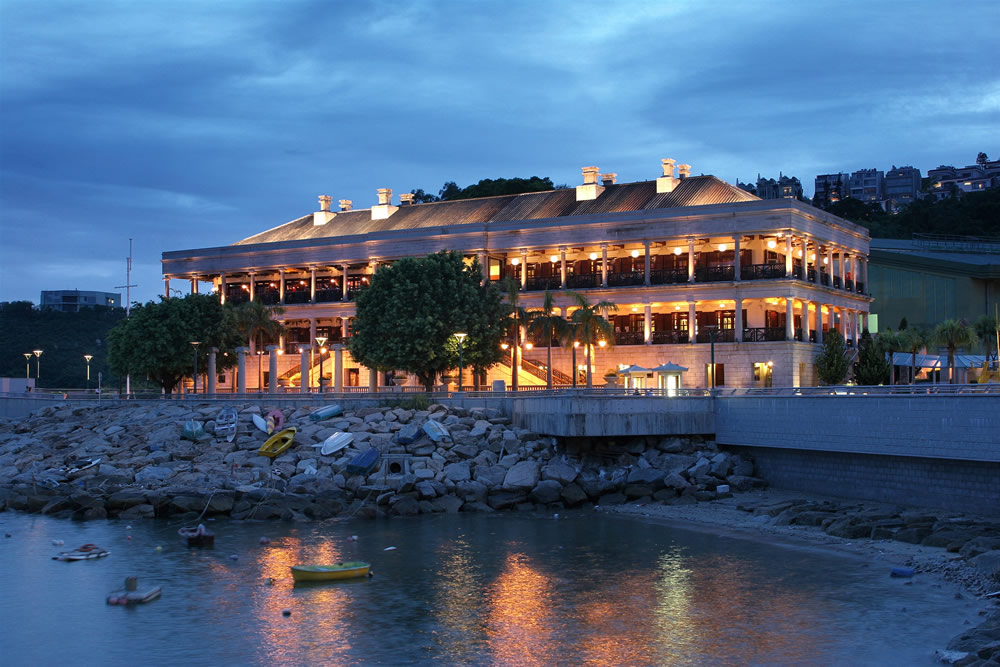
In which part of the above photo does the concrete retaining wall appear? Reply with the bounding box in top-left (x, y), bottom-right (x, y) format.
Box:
top-left (727, 445), bottom-right (1000, 514)
top-left (512, 396), bottom-right (714, 436)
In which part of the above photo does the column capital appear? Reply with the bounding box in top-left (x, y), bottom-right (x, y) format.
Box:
top-left (236, 346), bottom-right (250, 355)
top-left (643, 240), bottom-right (651, 248)
top-left (600, 242), bottom-right (609, 250)
top-left (559, 245), bottom-right (568, 253)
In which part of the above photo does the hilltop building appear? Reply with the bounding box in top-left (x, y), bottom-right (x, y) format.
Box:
top-left (737, 174), bottom-right (804, 201)
top-left (883, 166), bottom-right (922, 212)
top-left (813, 173), bottom-right (850, 209)
top-left (40, 290), bottom-right (121, 312)
top-left (927, 159), bottom-right (1000, 201)
top-left (163, 160), bottom-right (872, 391)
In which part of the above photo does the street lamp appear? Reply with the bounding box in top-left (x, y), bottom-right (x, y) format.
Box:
top-left (257, 350), bottom-right (264, 393)
top-left (23, 353), bottom-right (31, 379)
top-left (315, 336), bottom-right (328, 393)
top-left (572, 340), bottom-right (580, 388)
top-left (33, 349), bottom-right (42, 384)
top-left (454, 332), bottom-right (467, 392)
top-left (84, 355), bottom-right (93, 391)
top-left (190, 342), bottom-right (201, 394)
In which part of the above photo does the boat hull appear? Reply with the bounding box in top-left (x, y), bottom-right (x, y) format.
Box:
top-left (309, 404), bottom-right (344, 421)
top-left (290, 562), bottom-right (371, 582)
top-left (54, 545), bottom-right (110, 561)
top-left (314, 431), bottom-right (353, 455)
top-left (346, 447), bottom-right (380, 475)
top-left (259, 427), bottom-right (296, 458)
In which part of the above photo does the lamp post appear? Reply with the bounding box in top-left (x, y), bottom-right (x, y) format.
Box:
top-left (572, 340), bottom-right (580, 388)
top-left (454, 332), bottom-right (467, 392)
top-left (257, 350), bottom-right (264, 393)
top-left (705, 325), bottom-right (718, 389)
top-left (190, 342), bottom-right (201, 394)
top-left (84, 355), bottom-right (93, 391)
top-left (315, 336), bottom-right (328, 393)
top-left (33, 349), bottom-right (42, 385)
top-left (23, 353), bottom-right (31, 379)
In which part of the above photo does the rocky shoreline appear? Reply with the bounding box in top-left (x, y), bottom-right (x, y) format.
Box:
top-left (2, 400), bottom-right (999, 663)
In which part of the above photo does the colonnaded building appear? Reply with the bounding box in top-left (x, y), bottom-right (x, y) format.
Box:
top-left (162, 160), bottom-right (872, 391)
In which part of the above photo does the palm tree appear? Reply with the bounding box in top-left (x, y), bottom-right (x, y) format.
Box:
top-left (502, 278), bottom-right (531, 390)
top-left (973, 314), bottom-right (998, 367)
top-left (231, 300), bottom-right (286, 353)
top-left (899, 326), bottom-right (929, 385)
top-left (566, 291), bottom-right (617, 388)
top-left (932, 319), bottom-right (977, 384)
top-left (877, 329), bottom-right (904, 385)
top-left (527, 291), bottom-right (568, 388)
top-left (561, 320), bottom-right (582, 387)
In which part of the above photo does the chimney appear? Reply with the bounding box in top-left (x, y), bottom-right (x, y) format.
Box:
top-left (576, 166), bottom-right (605, 201)
top-left (371, 188), bottom-right (398, 220)
top-left (678, 164), bottom-right (692, 179)
top-left (313, 194), bottom-right (336, 226)
top-left (399, 193), bottom-right (415, 206)
top-left (339, 199), bottom-right (353, 212)
top-left (656, 158), bottom-right (677, 193)
top-left (600, 173), bottom-right (617, 186)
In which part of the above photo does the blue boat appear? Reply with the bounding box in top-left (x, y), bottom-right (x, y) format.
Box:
top-left (396, 423), bottom-right (421, 445)
top-left (346, 448), bottom-right (380, 476)
top-left (423, 419), bottom-right (452, 443)
top-left (309, 404), bottom-right (344, 421)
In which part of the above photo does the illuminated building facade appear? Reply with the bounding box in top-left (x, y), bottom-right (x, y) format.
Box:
top-left (162, 160), bottom-right (872, 390)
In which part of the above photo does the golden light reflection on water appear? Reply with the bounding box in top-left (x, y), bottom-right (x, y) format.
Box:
top-left (485, 552), bottom-right (558, 666)
top-left (432, 536), bottom-right (487, 663)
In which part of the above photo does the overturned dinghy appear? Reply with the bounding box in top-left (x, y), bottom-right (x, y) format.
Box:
top-left (346, 448), bottom-right (380, 476)
top-left (309, 404), bottom-right (344, 422)
top-left (423, 420), bottom-right (452, 444)
top-left (107, 577), bottom-right (161, 606)
top-left (313, 431), bottom-right (353, 456)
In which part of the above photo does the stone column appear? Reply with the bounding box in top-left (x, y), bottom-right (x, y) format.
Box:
top-left (369, 367), bottom-right (378, 392)
top-left (266, 345), bottom-right (279, 394)
top-left (310, 268), bottom-right (317, 303)
top-left (785, 236), bottom-right (793, 277)
top-left (814, 301), bottom-right (823, 344)
top-left (687, 239), bottom-right (696, 282)
top-left (688, 301), bottom-right (697, 343)
top-left (341, 318), bottom-right (349, 339)
top-left (560, 246), bottom-right (567, 289)
top-left (479, 251), bottom-right (488, 286)
top-left (299, 345), bottom-right (312, 393)
top-left (733, 235), bottom-right (742, 282)
top-left (851, 310), bottom-right (859, 345)
top-left (164, 277), bottom-right (171, 299)
top-left (342, 265), bottom-right (350, 300)
top-left (839, 252), bottom-right (846, 289)
top-left (520, 250), bottom-right (528, 289)
top-left (190, 277), bottom-right (198, 294)
top-left (219, 273), bottom-right (227, 304)
top-left (644, 304), bottom-right (652, 344)
top-left (279, 269), bottom-right (286, 304)
top-left (800, 238), bottom-right (809, 281)
top-left (644, 241), bottom-right (651, 286)
top-left (601, 244), bottom-right (609, 287)
top-left (826, 247), bottom-right (834, 282)
top-left (861, 257), bottom-right (868, 293)
top-left (248, 272), bottom-right (256, 302)
top-left (332, 344), bottom-right (344, 393)
top-left (309, 319), bottom-right (317, 375)
top-left (207, 347), bottom-right (217, 395)
top-left (801, 300), bottom-right (810, 342)
top-left (785, 297), bottom-right (795, 341)
top-left (278, 326), bottom-right (286, 354)
top-left (236, 347), bottom-right (248, 394)
top-left (734, 297), bottom-right (743, 342)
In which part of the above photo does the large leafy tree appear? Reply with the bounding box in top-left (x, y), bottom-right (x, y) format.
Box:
top-left (566, 291), bottom-right (616, 388)
top-left (815, 330), bottom-right (849, 385)
top-left (527, 291), bottom-right (568, 389)
top-left (348, 251), bottom-right (505, 391)
top-left (460, 271), bottom-right (506, 390)
top-left (854, 330), bottom-right (890, 386)
top-left (107, 294), bottom-right (239, 393)
top-left (933, 319), bottom-right (978, 384)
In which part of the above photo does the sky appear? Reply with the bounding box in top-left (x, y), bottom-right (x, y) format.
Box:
top-left (1, 1), bottom-right (997, 306)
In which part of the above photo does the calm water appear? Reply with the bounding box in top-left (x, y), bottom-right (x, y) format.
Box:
top-left (0, 510), bottom-right (973, 666)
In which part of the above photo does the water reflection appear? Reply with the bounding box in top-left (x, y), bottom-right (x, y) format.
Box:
top-left (432, 535), bottom-right (487, 663)
top-left (485, 552), bottom-right (557, 666)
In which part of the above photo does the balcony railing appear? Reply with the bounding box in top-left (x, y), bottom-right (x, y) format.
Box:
top-left (856, 281), bottom-right (865, 294)
top-left (258, 291), bottom-right (280, 305)
top-left (820, 271), bottom-right (830, 286)
top-left (566, 273), bottom-right (601, 289)
top-left (806, 268), bottom-right (816, 283)
top-left (696, 328), bottom-right (735, 343)
top-left (346, 287), bottom-right (367, 301)
top-left (607, 271), bottom-right (644, 287)
top-left (740, 263), bottom-right (785, 281)
top-left (743, 327), bottom-right (786, 342)
top-left (524, 276), bottom-right (561, 291)
top-left (284, 291), bottom-right (310, 304)
top-left (614, 330), bottom-right (645, 345)
top-left (694, 265), bottom-right (735, 282)
top-left (792, 265), bottom-right (803, 279)
top-left (833, 276), bottom-right (842, 288)
top-left (650, 268), bottom-right (688, 285)
top-left (314, 289), bottom-right (342, 303)
top-left (226, 292), bottom-right (250, 305)
top-left (651, 330), bottom-right (688, 344)
top-left (845, 279), bottom-right (854, 291)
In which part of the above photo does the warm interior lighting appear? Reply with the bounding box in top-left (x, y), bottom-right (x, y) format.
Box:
top-left (718, 302), bottom-right (725, 308)
top-left (631, 306), bottom-right (638, 312)
top-left (549, 255), bottom-right (558, 263)
top-left (823, 257), bottom-right (829, 265)
top-left (524, 342), bottom-right (534, 350)
top-left (810, 253), bottom-right (817, 262)
top-left (511, 258), bottom-right (520, 266)
top-left (500, 343), bottom-right (509, 350)
top-left (589, 252), bottom-right (598, 261)
top-left (767, 240), bottom-right (777, 249)
top-left (631, 249), bottom-right (640, 258)
top-left (598, 340), bottom-right (607, 348)
top-left (717, 243), bottom-right (726, 252)
top-left (673, 247), bottom-right (682, 255)
top-left (674, 305), bottom-right (680, 310)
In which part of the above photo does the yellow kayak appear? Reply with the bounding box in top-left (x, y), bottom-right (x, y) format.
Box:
top-left (258, 427), bottom-right (296, 458)
top-left (290, 561), bottom-right (371, 582)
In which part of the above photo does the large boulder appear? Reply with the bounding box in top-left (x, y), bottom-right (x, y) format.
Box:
top-left (541, 461), bottom-right (578, 485)
top-left (626, 468), bottom-right (665, 487)
top-left (560, 483), bottom-right (589, 507)
top-left (473, 465), bottom-right (507, 488)
top-left (443, 462), bottom-right (471, 483)
top-left (135, 465), bottom-right (175, 484)
top-left (502, 461), bottom-right (540, 492)
top-left (529, 480), bottom-right (563, 505)
top-left (455, 480), bottom-right (488, 503)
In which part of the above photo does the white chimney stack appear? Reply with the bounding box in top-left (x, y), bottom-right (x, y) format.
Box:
top-left (339, 199), bottom-right (353, 212)
top-left (678, 164), bottom-right (692, 179)
top-left (576, 166), bottom-right (605, 201)
top-left (657, 159), bottom-right (677, 194)
top-left (601, 173), bottom-right (617, 186)
top-left (313, 194), bottom-right (336, 226)
top-left (372, 188), bottom-right (398, 220)
top-left (399, 193), bottom-right (415, 206)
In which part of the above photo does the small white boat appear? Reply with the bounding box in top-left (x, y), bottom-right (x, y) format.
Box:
top-left (312, 431), bottom-right (353, 456)
top-left (59, 458), bottom-right (101, 477)
top-left (252, 413), bottom-right (268, 433)
top-left (53, 544), bottom-right (110, 561)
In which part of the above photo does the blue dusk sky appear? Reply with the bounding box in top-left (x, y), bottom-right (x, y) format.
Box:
top-left (1, 1), bottom-right (997, 306)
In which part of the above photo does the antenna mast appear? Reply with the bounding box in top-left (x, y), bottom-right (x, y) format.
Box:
top-left (114, 238), bottom-right (139, 397)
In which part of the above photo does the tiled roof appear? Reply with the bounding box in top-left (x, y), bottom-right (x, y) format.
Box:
top-left (234, 175), bottom-right (759, 246)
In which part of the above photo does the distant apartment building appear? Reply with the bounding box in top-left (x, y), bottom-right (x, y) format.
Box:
top-left (40, 290), bottom-right (121, 312)
top-left (813, 173), bottom-right (850, 208)
top-left (927, 158), bottom-right (1000, 201)
top-left (883, 165), bottom-right (922, 212)
top-left (738, 174), bottom-right (804, 201)
top-left (848, 168), bottom-right (884, 203)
